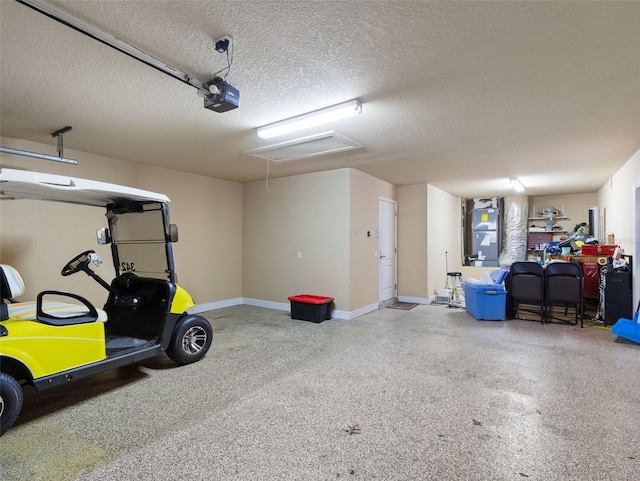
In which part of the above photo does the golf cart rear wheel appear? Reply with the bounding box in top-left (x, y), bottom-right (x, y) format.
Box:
top-left (167, 315), bottom-right (212, 365)
top-left (0, 372), bottom-right (23, 436)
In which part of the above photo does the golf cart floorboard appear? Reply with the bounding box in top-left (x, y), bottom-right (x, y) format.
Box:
top-left (106, 335), bottom-right (157, 356)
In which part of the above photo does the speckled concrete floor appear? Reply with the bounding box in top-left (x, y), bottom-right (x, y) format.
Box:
top-left (1, 304), bottom-right (639, 480)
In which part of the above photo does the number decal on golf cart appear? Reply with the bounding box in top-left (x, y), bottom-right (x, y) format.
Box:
top-left (121, 262), bottom-right (136, 272)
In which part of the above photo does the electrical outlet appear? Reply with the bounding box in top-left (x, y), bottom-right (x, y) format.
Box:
top-left (297, 251), bottom-right (302, 259)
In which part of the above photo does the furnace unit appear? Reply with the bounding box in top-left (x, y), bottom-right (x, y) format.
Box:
top-left (470, 198), bottom-right (500, 267)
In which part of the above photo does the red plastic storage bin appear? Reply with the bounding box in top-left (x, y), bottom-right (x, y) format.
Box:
top-left (288, 294), bottom-right (334, 323)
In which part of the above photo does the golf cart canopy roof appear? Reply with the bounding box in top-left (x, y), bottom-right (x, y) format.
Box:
top-left (0, 168), bottom-right (169, 206)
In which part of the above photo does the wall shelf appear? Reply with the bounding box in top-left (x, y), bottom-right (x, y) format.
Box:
top-left (528, 204), bottom-right (569, 235)
top-left (528, 216), bottom-right (568, 221)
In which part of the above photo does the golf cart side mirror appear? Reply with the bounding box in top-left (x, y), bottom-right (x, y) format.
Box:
top-left (169, 224), bottom-right (179, 243)
top-left (96, 227), bottom-right (111, 245)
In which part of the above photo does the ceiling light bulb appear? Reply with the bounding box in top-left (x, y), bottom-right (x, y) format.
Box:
top-left (208, 84), bottom-right (220, 95)
top-left (257, 99), bottom-right (362, 139)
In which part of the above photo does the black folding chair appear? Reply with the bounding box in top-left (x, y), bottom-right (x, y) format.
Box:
top-left (545, 262), bottom-right (583, 327)
top-left (506, 261), bottom-right (545, 323)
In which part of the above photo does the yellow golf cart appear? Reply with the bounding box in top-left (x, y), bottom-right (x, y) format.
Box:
top-left (0, 168), bottom-right (212, 435)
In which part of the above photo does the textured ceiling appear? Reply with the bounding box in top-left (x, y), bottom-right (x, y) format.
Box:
top-left (1, 0), bottom-right (639, 197)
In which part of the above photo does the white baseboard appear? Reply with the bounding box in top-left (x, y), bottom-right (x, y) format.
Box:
top-left (397, 296), bottom-right (431, 305)
top-left (188, 297), bottom-right (243, 314)
top-left (190, 298), bottom-right (380, 320)
top-left (337, 302), bottom-right (379, 320)
top-left (242, 298), bottom-right (290, 311)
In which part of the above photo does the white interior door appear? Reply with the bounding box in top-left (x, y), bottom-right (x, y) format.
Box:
top-left (379, 198), bottom-right (397, 302)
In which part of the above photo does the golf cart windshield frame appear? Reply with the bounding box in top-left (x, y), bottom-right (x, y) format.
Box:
top-left (107, 201), bottom-right (177, 283)
top-left (0, 168), bottom-right (177, 282)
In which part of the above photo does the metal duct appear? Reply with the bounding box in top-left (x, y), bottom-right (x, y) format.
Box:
top-left (499, 195), bottom-right (528, 265)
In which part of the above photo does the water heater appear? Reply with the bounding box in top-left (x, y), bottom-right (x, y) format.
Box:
top-left (588, 206), bottom-right (600, 241)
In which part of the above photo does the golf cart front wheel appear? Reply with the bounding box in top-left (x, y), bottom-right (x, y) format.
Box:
top-left (167, 315), bottom-right (212, 365)
top-left (0, 372), bottom-right (23, 436)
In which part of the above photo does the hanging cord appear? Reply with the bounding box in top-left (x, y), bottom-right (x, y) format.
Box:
top-left (212, 39), bottom-right (234, 80)
top-left (225, 40), bottom-right (233, 80)
top-left (265, 157), bottom-right (271, 192)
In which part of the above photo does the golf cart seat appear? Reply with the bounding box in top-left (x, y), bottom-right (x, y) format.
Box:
top-left (0, 263), bottom-right (25, 321)
top-left (0, 264), bottom-right (107, 324)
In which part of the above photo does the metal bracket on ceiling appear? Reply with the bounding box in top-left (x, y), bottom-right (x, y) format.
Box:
top-left (51, 125), bottom-right (72, 158)
top-left (0, 125), bottom-right (77, 164)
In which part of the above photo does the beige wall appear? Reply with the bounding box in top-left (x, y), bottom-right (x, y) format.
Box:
top-left (396, 183), bottom-right (463, 300)
top-left (397, 184), bottom-right (428, 298)
top-left (427, 184), bottom-right (461, 296)
top-left (528, 192), bottom-right (597, 235)
top-left (597, 148), bottom-right (640, 253)
top-left (597, 147), bottom-right (640, 305)
top-left (349, 169), bottom-right (396, 310)
top-left (7, 134), bottom-right (634, 316)
top-left (242, 169), bottom-right (351, 310)
top-left (0, 137), bottom-right (396, 316)
top-left (242, 168), bottom-right (395, 312)
top-left (369, 176), bottom-right (635, 303)
top-left (0, 137), bottom-right (243, 307)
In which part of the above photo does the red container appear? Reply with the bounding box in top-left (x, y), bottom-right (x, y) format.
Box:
top-left (581, 244), bottom-right (618, 256)
top-left (288, 294), bottom-right (334, 323)
top-left (583, 263), bottom-right (600, 298)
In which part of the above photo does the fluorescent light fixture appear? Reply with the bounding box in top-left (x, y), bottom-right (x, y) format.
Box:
top-left (510, 177), bottom-right (525, 192)
top-left (257, 99), bottom-right (362, 139)
top-left (244, 131), bottom-right (363, 162)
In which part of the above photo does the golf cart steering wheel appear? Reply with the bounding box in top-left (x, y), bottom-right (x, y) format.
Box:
top-left (61, 250), bottom-right (95, 276)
